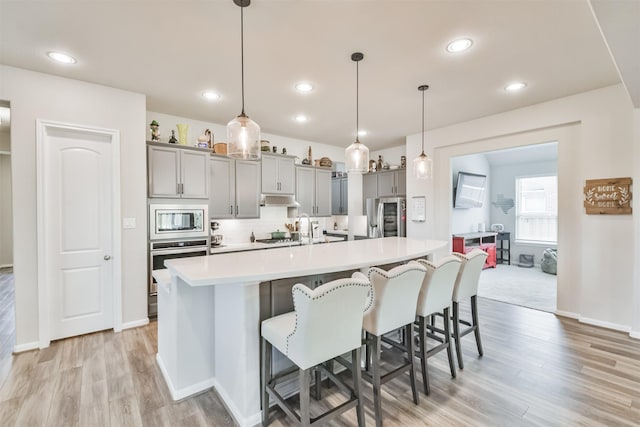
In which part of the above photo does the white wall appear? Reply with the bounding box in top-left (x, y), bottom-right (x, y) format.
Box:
top-left (146, 111), bottom-right (346, 165)
top-left (0, 153), bottom-right (12, 267)
top-left (490, 159), bottom-right (558, 265)
top-left (450, 153), bottom-right (491, 233)
top-left (406, 84), bottom-right (636, 335)
top-left (0, 65), bottom-right (147, 347)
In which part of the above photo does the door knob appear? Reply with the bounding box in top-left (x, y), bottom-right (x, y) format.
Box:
top-left (104, 255), bottom-right (111, 261)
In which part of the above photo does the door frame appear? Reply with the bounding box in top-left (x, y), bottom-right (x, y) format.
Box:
top-left (36, 119), bottom-right (122, 348)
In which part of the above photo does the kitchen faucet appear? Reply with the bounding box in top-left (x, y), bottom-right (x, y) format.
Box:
top-left (297, 212), bottom-right (313, 245)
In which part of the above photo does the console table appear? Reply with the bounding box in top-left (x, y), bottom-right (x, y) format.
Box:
top-left (452, 232), bottom-right (497, 269)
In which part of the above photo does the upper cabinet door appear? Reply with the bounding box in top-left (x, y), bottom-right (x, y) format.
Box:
top-left (331, 178), bottom-right (342, 215)
top-left (377, 171), bottom-right (395, 197)
top-left (210, 156), bottom-right (234, 219)
top-left (148, 145), bottom-right (180, 198)
top-left (180, 150), bottom-right (209, 199)
top-left (395, 169), bottom-right (406, 195)
top-left (235, 160), bottom-right (261, 218)
top-left (261, 154), bottom-right (278, 194)
top-left (340, 177), bottom-right (349, 215)
top-left (315, 169), bottom-right (332, 217)
top-left (278, 157), bottom-right (295, 194)
top-left (295, 166), bottom-right (315, 215)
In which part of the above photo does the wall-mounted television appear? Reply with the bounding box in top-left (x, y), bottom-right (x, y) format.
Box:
top-left (454, 171), bottom-right (486, 208)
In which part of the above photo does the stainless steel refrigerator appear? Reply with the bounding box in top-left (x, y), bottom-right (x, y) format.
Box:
top-left (366, 197), bottom-right (406, 238)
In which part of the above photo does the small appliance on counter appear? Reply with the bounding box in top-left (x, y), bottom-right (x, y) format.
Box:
top-left (491, 223), bottom-right (504, 232)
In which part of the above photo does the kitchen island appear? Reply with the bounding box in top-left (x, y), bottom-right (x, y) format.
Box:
top-left (155, 237), bottom-right (447, 427)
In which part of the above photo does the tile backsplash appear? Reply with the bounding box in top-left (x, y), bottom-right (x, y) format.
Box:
top-left (212, 207), bottom-right (329, 244)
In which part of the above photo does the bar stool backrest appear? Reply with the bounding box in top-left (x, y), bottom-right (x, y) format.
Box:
top-left (363, 263), bottom-right (427, 336)
top-left (287, 276), bottom-right (372, 370)
top-left (413, 256), bottom-right (461, 316)
top-left (452, 249), bottom-right (488, 302)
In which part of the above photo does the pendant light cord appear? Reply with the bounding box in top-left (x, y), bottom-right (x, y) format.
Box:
top-left (421, 88), bottom-right (425, 155)
top-left (240, 5), bottom-right (246, 116)
top-left (356, 60), bottom-right (359, 143)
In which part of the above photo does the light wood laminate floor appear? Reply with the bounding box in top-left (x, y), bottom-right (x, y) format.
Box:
top-left (1, 298), bottom-right (639, 426)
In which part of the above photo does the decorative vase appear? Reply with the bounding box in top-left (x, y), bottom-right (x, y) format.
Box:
top-left (176, 124), bottom-right (189, 145)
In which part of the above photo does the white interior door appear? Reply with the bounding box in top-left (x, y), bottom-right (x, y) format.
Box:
top-left (40, 123), bottom-right (116, 341)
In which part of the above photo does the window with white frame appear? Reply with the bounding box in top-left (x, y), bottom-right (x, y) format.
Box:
top-left (515, 175), bottom-right (557, 243)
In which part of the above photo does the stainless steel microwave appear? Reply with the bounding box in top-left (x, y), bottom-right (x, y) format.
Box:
top-left (149, 204), bottom-right (209, 240)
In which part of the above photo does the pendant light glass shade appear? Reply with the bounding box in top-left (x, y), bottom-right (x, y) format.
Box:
top-left (227, 114), bottom-right (261, 160)
top-left (413, 152), bottom-right (433, 180)
top-left (345, 138), bottom-right (370, 173)
top-left (345, 52), bottom-right (369, 174)
top-left (227, 0), bottom-right (260, 160)
top-left (414, 84), bottom-right (432, 180)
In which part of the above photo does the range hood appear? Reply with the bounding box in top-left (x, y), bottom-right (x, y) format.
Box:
top-left (260, 194), bottom-right (301, 208)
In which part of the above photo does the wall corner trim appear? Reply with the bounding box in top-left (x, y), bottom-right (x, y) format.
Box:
top-left (13, 341), bottom-right (39, 353)
top-left (121, 318), bottom-right (149, 331)
top-left (554, 310), bottom-right (579, 319)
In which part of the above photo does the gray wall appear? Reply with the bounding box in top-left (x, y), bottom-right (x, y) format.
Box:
top-left (451, 153), bottom-right (491, 234)
top-left (490, 159), bottom-right (558, 265)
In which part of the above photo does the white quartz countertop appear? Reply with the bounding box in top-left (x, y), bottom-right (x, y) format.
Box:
top-left (209, 236), bottom-right (345, 254)
top-left (165, 237), bottom-right (447, 287)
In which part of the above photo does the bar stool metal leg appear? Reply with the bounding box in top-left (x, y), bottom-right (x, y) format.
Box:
top-left (299, 368), bottom-right (311, 427)
top-left (351, 347), bottom-right (365, 427)
top-left (452, 301), bottom-right (464, 370)
top-left (406, 324), bottom-right (419, 405)
top-left (443, 307), bottom-right (456, 378)
top-left (471, 295), bottom-right (483, 357)
top-left (417, 316), bottom-right (430, 395)
top-left (370, 332), bottom-right (383, 427)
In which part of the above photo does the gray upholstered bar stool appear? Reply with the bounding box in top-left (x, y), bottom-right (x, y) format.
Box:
top-left (260, 274), bottom-right (373, 427)
top-left (451, 249), bottom-right (488, 370)
top-left (361, 263), bottom-right (427, 427)
top-left (412, 256), bottom-right (461, 395)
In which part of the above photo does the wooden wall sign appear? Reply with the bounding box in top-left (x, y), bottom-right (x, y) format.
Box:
top-left (584, 177), bottom-right (632, 214)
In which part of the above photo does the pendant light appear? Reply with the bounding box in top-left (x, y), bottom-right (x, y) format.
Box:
top-left (345, 52), bottom-right (369, 174)
top-left (227, 0), bottom-right (261, 160)
top-left (413, 85), bottom-right (433, 180)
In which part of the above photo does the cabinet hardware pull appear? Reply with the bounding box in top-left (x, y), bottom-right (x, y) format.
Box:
top-left (104, 255), bottom-right (111, 261)
top-left (236, 205), bottom-right (239, 215)
top-left (230, 205), bottom-right (233, 215)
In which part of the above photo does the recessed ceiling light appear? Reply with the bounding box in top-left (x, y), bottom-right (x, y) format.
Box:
top-left (505, 82), bottom-right (527, 92)
top-left (202, 91), bottom-right (220, 100)
top-left (295, 114), bottom-right (308, 123)
top-left (295, 82), bottom-right (313, 93)
top-left (358, 130), bottom-right (367, 137)
top-left (446, 38), bottom-right (473, 53)
top-left (47, 51), bottom-right (77, 64)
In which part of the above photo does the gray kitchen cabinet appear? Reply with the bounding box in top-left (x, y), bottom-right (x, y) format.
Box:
top-left (377, 169), bottom-right (406, 197)
top-left (235, 160), bottom-right (261, 218)
top-left (315, 168), bottom-right (332, 216)
top-left (295, 165), bottom-right (332, 217)
top-left (148, 143), bottom-right (209, 199)
top-left (363, 172), bottom-right (377, 211)
top-left (209, 155), bottom-right (260, 219)
top-left (261, 154), bottom-right (295, 194)
top-left (331, 177), bottom-right (348, 215)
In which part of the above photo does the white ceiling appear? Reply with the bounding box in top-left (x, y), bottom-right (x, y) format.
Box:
top-left (0, 1), bottom-right (630, 150)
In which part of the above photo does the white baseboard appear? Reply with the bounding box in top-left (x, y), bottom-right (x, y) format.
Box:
top-left (629, 330), bottom-right (640, 340)
top-left (121, 318), bottom-right (149, 330)
top-left (156, 354), bottom-right (215, 401)
top-left (0, 264), bottom-right (13, 269)
top-left (213, 378), bottom-right (262, 427)
top-left (555, 310), bottom-right (579, 319)
top-left (579, 316), bottom-right (631, 333)
top-left (13, 341), bottom-right (39, 353)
